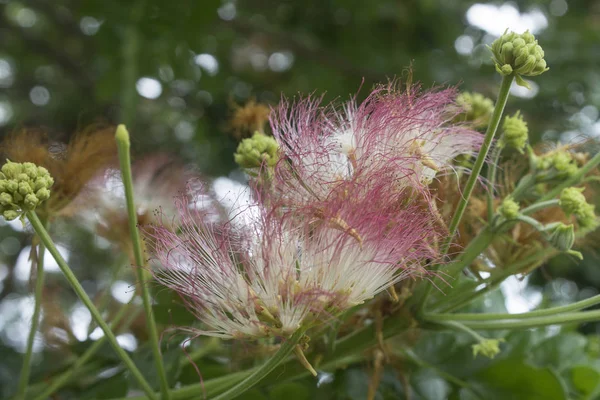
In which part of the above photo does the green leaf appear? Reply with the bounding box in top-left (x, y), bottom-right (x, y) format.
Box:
top-left (570, 366), bottom-right (600, 395)
top-left (269, 382), bottom-right (311, 400)
top-left (474, 358), bottom-right (566, 400)
top-left (411, 368), bottom-right (451, 400)
top-left (80, 373), bottom-right (128, 399)
top-left (530, 333), bottom-right (588, 372)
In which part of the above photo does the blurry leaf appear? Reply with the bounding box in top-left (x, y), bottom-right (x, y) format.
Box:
top-left (531, 333), bottom-right (588, 372)
top-left (570, 366), bottom-right (600, 396)
top-left (269, 382), bottom-right (311, 400)
top-left (410, 368), bottom-right (451, 400)
top-left (80, 373), bottom-right (128, 399)
top-left (474, 358), bottom-right (566, 400)
top-left (152, 303), bottom-right (197, 326)
top-left (130, 344), bottom-right (182, 390)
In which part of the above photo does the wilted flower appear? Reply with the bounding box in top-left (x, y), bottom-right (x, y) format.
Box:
top-left (229, 98), bottom-right (272, 139)
top-left (0, 127), bottom-right (117, 219)
top-left (143, 190), bottom-right (440, 339)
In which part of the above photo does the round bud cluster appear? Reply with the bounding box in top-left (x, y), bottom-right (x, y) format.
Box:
top-left (559, 187), bottom-right (597, 229)
top-left (500, 111), bottom-right (528, 153)
top-left (455, 92), bottom-right (494, 128)
top-left (0, 160), bottom-right (54, 220)
top-left (498, 196), bottom-right (520, 220)
top-left (490, 30), bottom-right (548, 88)
top-left (234, 131), bottom-right (280, 170)
top-left (535, 151), bottom-right (579, 180)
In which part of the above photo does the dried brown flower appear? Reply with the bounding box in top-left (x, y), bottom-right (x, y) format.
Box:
top-left (228, 98), bottom-right (271, 139)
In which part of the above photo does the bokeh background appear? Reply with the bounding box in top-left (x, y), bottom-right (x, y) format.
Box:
top-left (1, 0), bottom-right (600, 399)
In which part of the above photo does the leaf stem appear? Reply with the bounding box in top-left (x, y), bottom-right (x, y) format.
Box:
top-left (426, 293), bottom-right (600, 322)
top-left (16, 222), bottom-right (47, 400)
top-left (486, 145), bottom-right (503, 222)
top-left (116, 124), bottom-right (171, 400)
top-left (520, 199), bottom-right (560, 215)
top-left (31, 304), bottom-right (142, 400)
top-left (433, 309), bottom-right (600, 330)
top-left (212, 329), bottom-right (306, 400)
top-left (25, 210), bottom-right (158, 400)
top-left (419, 74), bottom-right (514, 312)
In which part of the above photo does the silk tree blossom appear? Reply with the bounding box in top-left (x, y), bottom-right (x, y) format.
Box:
top-left (143, 189), bottom-right (440, 339)
top-left (267, 83), bottom-right (482, 220)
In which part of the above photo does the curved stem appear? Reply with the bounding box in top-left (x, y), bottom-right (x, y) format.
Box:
top-left (16, 223), bottom-right (47, 400)
top-left (521, 199), bottom-right (560, 215)
top-left (116, 125), bottom-right (171, 399)
top-left (212, 329), bottom-right (305, 400)
top-left (31, 304), bottom-right (142, 400)
top-left (25, 210), bottom-right (158, 400)
top-left (426, 293), bottom-right (600, 322)
top-left (447, 309), bottom-right (600, 330)
top-left (419, 74), bottom-right (514, 313)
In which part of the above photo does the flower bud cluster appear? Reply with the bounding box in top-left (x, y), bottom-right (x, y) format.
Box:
top-left (533, 150), bottom-right (579, 181)
top-left (234, 132), bottom-right (280, 170)
top-left (490, 30), bottom-right (548, 87)
top-left (498, 196), bottom-right (520, 220)
top-left (455, 92), bottom-right (494, 128)
top-left (560, 187), bottom-right (597, 229)
top-left (0, 160), bottom-right (53, 220)
top-left (499, 111), bottom-right (528, 153)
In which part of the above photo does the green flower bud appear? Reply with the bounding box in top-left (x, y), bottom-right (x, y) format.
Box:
top-left (499, 111), bottom-right (528, 153)
top-left (560, 187), bottom-right (597, 229)
top-left (535, 151), bottom-right (579, 180)
top-left (548, 223), bottom-right (583, 259)
top-left (0, 192), bottom-right (12, 206)
top-left (36, 188), bottom-right (50, 201)
top-left (3, 209), bottom-right (19, 221)
top-left (0, 160), bottom-right (54, 220)
top-left (456, 92), bottom-right (495, 128)
top-left (472, 338), bottom-right (504, 359)
top-left (1, 160), bottom-right (22, 179)
top-left (24, 193), bottom-right (39, 210)
top-left (18, 181), bottom-right (33, 196)
top-left (498, 196), bottom-right (520, 219)
top-left (234, 132), bottom-right (280, 170)
top-left (490, 30), bottom-right (548, 88)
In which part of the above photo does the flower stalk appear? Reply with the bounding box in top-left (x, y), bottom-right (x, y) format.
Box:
top-left (16, 224), bottom-right (47, 400)
top-left (25, 210), bottom-right (158, 400)
top-left (212, 329), bottom-right (306, 400)
top-left (116, 125), bottom-right (171, 400)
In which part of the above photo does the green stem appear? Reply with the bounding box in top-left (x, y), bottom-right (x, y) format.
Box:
top-left (432, 249), bottom-right (552, 313)
top-left (426, 293), bottom-right (600, 322)
top-left (446, 309), bottom-right (600, 330)
top-left (16, 224), bottom-right (47, 400)
top-left (121, 0), bottom-right (145, 126)
top-left (486, 145), bottom-right (503, 222)
top-left (116, 125), bottom-right (171, 400)
top-left (442, 74), bottom-right (514, 254)
top-left (539, 150), bottom-right (600, 202)
top-left (437, 320), bottom-right (486, 342)
top-left (442, 227), bottom-right (495, 280)
top-left (118, 309), bottom-right (416, 400)
top-left (520, 199), bottom-right (560, 215)
top-left (212, 329), bottom-right (306, 400)
top-left (25, 210), bottom-right (158, 400)
top-left (419, 74), bottom-right (514, 312)
top-left (31, 304), bottom-right (142, 400)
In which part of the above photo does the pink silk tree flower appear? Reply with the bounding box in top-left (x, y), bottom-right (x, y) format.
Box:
top-left (142, 189), bottom-right (440, 340)
top-left (266, 83), bottom-right (482, 221)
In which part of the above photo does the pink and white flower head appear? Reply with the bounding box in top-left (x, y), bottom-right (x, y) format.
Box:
top-left (143, 188), bottom-right (440, 340)
top-left (267, 82), bottom-right (482, 218)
